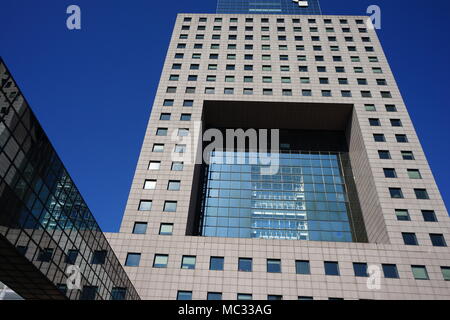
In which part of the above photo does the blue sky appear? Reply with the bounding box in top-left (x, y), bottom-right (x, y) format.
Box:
top-left (0, 0), bottom-right (449, 231)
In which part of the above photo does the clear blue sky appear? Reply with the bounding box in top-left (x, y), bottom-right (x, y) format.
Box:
top-left (1, 0), bottom-right (449, 231)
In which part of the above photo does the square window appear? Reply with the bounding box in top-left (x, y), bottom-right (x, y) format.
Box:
top-left (324, 261), bottom-right (340, 276)
top-left (302, 89), bottom-right (312, 97)
top-left (369, 118), bottom-right (381, 126)
top-left (111, 288), bottom-right (127, 301)
top-left (382, 264), bottom-right (399, 279)
top-left (267, 259), bottom-right (281, 273)
top-left (295, 260), bottom-right (310, 275)
top-left (144, 180), bottom-right (156, 190)
top-left (353, 263), bottom-right (368, 277)
top-left (163, 99), bottom-right (174, 107)
top-left (125, 253), bottom-right (141, 267)
top-left (210, 257), bottom-right (224, 271)
top-left (133, 222), bottom-right (147, 234)
top-left (164, 201), bottom-right (177, 212)
top-left (178, 128), bottom-right (189, 137)
top-left (159, 223), bottom-right (173, 235)
top-left (138, 200), bottom-right (152, 211)
top-left (160, 113), bottom-right (171, 121)
top-left (430, 234), bottom-right (446, 247)
top-left (411, 265), bottom-right (429, 280)
top-left (386, 105), bottom-right (397, 112)
top-left (80, 286), bottom-right (98, 300)
top-left (168, 180), bottom-right (181, 191)
top-left (402, 232), bottom-right (418, 245)
top-left (183, 100), bottom-right (194, 107)
top-left (148, 161), bottom-right (161, 170)
top-left (181, 256), bottom-right (196, 269)
top-left (156, 128), bottom-right (168, 136)
top-left (395, 209), bottom-right (410, 221)
top-left (66, 249), bottom-right (79, 264)
top-left (422, 210), bottom-right (437, 222)
top-left (390, 119), bottom-right (402, 127)
top-left (153, 254), bottom-right (168, 268)
top-left (238, 258), bottom-right (252, 272)
top-left (341, 90), bottom-right (352, 97)
top-left (319, 78), bottom-right (329, 84)
top-left (224, 88), bottom-right (234, 95)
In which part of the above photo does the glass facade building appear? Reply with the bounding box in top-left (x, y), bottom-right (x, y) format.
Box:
top-left (0, 58), bottom-right (140, 300)
top-left (217, 0), bottom-right (322, 15)
top-left (200, 151), bottom-right (353, 242)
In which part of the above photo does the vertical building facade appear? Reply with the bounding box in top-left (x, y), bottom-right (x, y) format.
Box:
top-left (106, 6), bottom-right (450, 299)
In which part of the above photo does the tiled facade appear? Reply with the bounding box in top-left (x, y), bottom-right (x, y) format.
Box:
top-left (106, 14), bottom-right (450, 300)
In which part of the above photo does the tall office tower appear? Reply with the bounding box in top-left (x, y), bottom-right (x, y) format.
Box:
top-left (107, 1), bottom-right (450, 300)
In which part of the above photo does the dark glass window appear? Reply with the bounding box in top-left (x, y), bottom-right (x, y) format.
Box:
top-left (379, 150), bottom-right (391, 159)
top-left (267, 259), bottom-right (281, 273)
top-left (238, 258), bottom-right (252, 272)
top-left (402, 233), bottom-right (418, 246)
top-left (210, 257), bottom-right (224, 271)
top-left (395, 209), bottom-right (410, 221)
top-left (382, 264), bottom-right (399, 279)
top-left (111, 287), bottom-right (127, 300)
top-left (353, 263), bottom-right (368, 277)
top-left (422, 210), bottom-right (437, 222)
top-left (37, 248), bottom-right (54, 262)
top-left (369, 118), bottom-right (381, 126)
top-left (296, 260), bottom-right (310, 275)
top-left (414, 189), bottom-right (429, 200)
top-left (401, 151), bottom-right (414, 160)
top-left (389, 188), bottom-right (404, 199)
top-left (383, 168), bottom-right (397, 178)
top-left (181, 256), bottom-right (196, 269)
top-left (268, 295), bottom-right (283, 300)
top-left (324, 261), bottom-right (340, 276)
top-left (374, 134), bottom-right (385, 142)
top-left (91, 250), bottom-right (107, 265)
top-left (66, 249), bottom-right (79, 264)
top-left (430, 234), bottom-right (447, 247)
top-left (80, 286), bottom-right (98, 300)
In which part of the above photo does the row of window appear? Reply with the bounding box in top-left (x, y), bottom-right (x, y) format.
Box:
top-left (182, 17), bottom-right (367, 26)
top-left (177, 291), bottom-right (342, 300)
top-left (172, 56), bottom-right (380, 71)
top-left (402, 232), bottom-right (446, 247)
top-left (124, 253), bottom-right (450, 282)
top-left (164, 87), bottom-right (392, 98)
top-left (176, 35), bottom-right (371, 43)
top-left (174, 52), bottom-right (380, 61)
top-left (388, 187), bottom-right (430, 200)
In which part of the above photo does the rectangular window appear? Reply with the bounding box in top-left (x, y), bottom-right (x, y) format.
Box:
top-left (382, 264), bottom-right (399, 279)
top-left (163, 99), bottom-right (174, 106)
top-left (207, 292), bottom-right (222, 300)
top-left (383, 168), bottom-right (397, 178)
top-left (353, 263), bottom-right (368, 277)
top-left (267, 259), bottom-right (281, 273)
top-left (125, 253), bottom-right (141, 267)
top-left (168, 180), bottom-right (181, 191)
top-left (180, 114), bottom-right (191, 121)
top-left (412, 265), bottom-right (429, 280)
top-left (164, 201), bottom-right (177, 212)
top-left (80, 286), bottom-right (98, 300)
top-left (160, 113), bottom-right (171, 121)
top-left (373, 134), bottom-right (385, 142)
top-left (324, 261), bottom-right (340, 276)
top-left (153, 254), bottom-right (168, 268)
top-left (395, 209), bottom-right (410, 221)
top-left (144, 180), bottom-right (156, 190)
top-left (37, 248), bottom-right (54, 262)
top-left (156, 128), bottom-right (168, 136)
top-left (268, 295), bottom-right (283, 300)
top-left (148, 161), bottom-right (161, 170)
top-left (401, 151), bottom-right (414, 160)
top-left (389, 188), bottom-right (404, 199)
top-left (379, 150), bottom-right (391, 159)
top-left (138, 200), bottom-right (152, 211)
top-left (295, 260), bottom-right (310, 275)
top-left (441, 267), bottom-right (450, 281)
top-left (177, 291), bottom-right (192, 300)
top-left (159, 223), bottom-right (173, 235)
top-left (66, 249), bottom-right (79, 264)
top-left (133, 222), bottom-right (147, 234)
top-left (414, 189), bottom-right (429, 200)
top-left (181, 256), bottom-right (196, 269)
top-left (365, 104), bottom-right (376, 111)
top-left (402, 233), bottom-right (418, 246)
top-left (237, 293), bottom-right (252, 300)
top-left (210, 257), bottom-right (224, 271)
top-left (430, 234), bottom-right (446, 247)
top-left (171, 161), bottom-right (184, 171)
top-left (111, 288), bottom-right (127, 301)
top-left (238, 258), bottom-right (252, 272)
top-left (91, 250), bottom-right (107, 265)
top-left (407, 169), bottom-right (422, 179)
top-left (396, 134), bottom-right (407, 142)
top-left (422, 210), bottom-right (437, 222)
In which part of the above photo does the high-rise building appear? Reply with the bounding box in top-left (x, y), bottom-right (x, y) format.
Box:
top-left (106, 0), bottom-right (450, 300)
top-left (0, 59), bottom-right (140, 300)
top-left (217, 0), bottom-right (322, 15)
